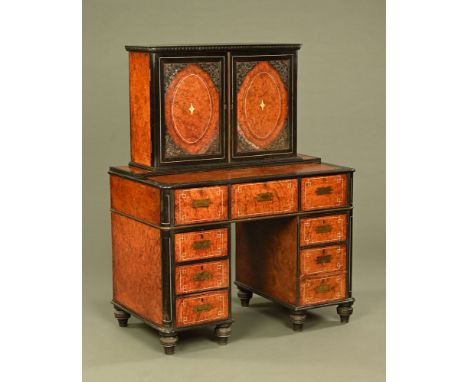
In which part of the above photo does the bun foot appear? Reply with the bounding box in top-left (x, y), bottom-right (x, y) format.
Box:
top-left (237, 287), bottom-right (253, 307)
top-left (337, 302), bottom-right (354, 323)
top-left (159, 332), bottom-right (178, 355)
top-left (290, 311), bottom-right (306, 331)
top-left (113, 305), bottom-right (130, 327)
top-left (215, 323), bottom-right (232, 345)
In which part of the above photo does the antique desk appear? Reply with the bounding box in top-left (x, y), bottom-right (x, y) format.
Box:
top-left (109, 44), bottom-right (355, 355)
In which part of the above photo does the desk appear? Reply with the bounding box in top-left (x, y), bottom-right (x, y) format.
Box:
top-left (109, 160), bottom-right (355, 354)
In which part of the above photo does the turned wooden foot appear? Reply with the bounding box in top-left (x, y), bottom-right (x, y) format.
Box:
top-left (290, 311), bottom-right (307, 331)
top-left (337, 302), bottom-right (354, 323)
top-left (215, 323), bottom-right (232, 345)
top-left (113, 305), bottom-right (130, 327)
top-left (159, 332), bottom-right (178, 355)
top-left (237, 287), bottom-right (253, 307)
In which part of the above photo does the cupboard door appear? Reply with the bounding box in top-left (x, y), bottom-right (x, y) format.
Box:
top-left (159, 56), bottom-right (226, 164)
top-left (232, 54), bottom-right (295, 160)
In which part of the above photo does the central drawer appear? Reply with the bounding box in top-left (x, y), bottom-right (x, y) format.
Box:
top-left (175, 290), bottom-right (229, 328)
top-left (231, 179), bottom-right (298, 219)
top-left (175, 259), bottom-right (229, 295)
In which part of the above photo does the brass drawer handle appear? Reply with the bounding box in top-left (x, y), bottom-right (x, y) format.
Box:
top-left (193, 303), bottom-right (213, 313)
top-left (193, 271), bottom-right (212, 281)
top-left (315, 186), bottom-right (333, 195)
top-left (315, 224), bottom-right (332, 234)
top-left (192, 198), bottom-right (211, 208)
top-left (192, 239), bottom-right (211, 250)
top-left (314, 284), bottom-right (331, 293)
top-left (315, 255), bottom-right (332, 264)
top-left (255, 192), bottom-right (273, 202)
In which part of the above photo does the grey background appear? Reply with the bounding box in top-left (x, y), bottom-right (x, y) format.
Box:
top-left (83, 0), bottom-right (385, 380)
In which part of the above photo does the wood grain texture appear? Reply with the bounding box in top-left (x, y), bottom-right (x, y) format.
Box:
top-left (149, 162), bottom-right (347, 186)
top-left (300, 272), bottom-right (346, 305)
top-left (300, 244), bottom-right (346, 276)
top-left (300, 214), bottom-right (347, 246)
top-left (174, 186), bottom-right (228, 225)
top-left (236, 217), bottom-right (297, 305)
top-left (231, 179), bottom-right (298, 219)
top-left (129, 52), bottom-right (152, 166)
top-left (111, 213), bottom-right (163, 325)
top-left (110, 175), bottom-right (160, 225)
top-left (174, 228), bottom-right (228, 262)
top-left (175, 290), bottom-right (229, 328)
top-left (237, 61), bottom-right (288, 150)
top-left (301, 174), bottom-right (347, 211)
top-left (175, 259), bottom-right (229, 295)
top-left (164, 64), bottom-right (219, 155)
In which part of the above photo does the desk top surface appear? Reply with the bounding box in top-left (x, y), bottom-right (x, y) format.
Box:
top-left (110, 161), bottom-right (354, 189)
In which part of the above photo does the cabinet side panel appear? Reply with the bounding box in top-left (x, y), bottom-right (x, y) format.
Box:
top-left (112, 213), bottom-right (163, 325)
top-left (129, 52), bottom-right (152, 166)
top-left (110, 175), bottom-right (160, 225)
top-left (236, 217), bottom-right (297, 305)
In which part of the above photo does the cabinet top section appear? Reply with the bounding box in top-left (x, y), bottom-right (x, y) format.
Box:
top-left (125, 43), bottom-right (302, 53)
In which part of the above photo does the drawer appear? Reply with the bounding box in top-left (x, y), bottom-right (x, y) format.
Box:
top-left (231, 179), bottom-right (298, 219)
top-left (301, 174), bottom-right (347, 211)
top-left (175, 290), bottom-right (229, 328)
top-left (174, 228), bottom-right (228, 263)
top-left (174, 186), bottom-right (228, 225)
top-left (301, 244), bottom-right (346, 276)
top-left (300, 214), bottom-right (347, 246)
top-left (300, 273), bottom-right (346, 305)
top-left (175, 259), bottom-right (229, 295)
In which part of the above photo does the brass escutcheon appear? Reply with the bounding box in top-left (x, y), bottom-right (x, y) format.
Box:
top-left (316, 255), bottom-right (332, 264)
top-left (193, 303), bottom-right (213, 313)
top-left (192, 198), bottom-right (211, 208)
top-left (193, 271), bottom-right (212, 281)
top-left (314, 284), bottom-right (331, 293)
top-left (315, 224), bottom-right (332, 234)
top-left (255, 192), bottom-right (273, 202)
top-left (192, 240), bottom-right (211, 250)
top-left (315, 186), bottom-right (333, 195)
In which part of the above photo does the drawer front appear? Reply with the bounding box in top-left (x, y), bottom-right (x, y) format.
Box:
top-left (175, 290), bottom-right (229, 327)
top-left (174, 228), bottom-right (228, 263)
top-left (301, 174), bottom-right (347, 211)
top-left (174, 186), bottom-right (228, 225)
top-left (300, 214), bottom-right (347, 246)
top-left (175, 259), bottom-right (229, 295)
top-left (231, 179), bottom-right (298, 219)
top-left (300, 273), bottom-right (346, 305)
top-left (301, 244), bottom-right (346, 275)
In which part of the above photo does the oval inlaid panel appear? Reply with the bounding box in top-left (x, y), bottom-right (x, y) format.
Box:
top-left (165, 64), bottom-right (219, 155)
top-left (237, 61), bottom-right (288, 149)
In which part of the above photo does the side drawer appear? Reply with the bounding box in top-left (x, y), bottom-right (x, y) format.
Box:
top-left (175, 259), bottom-right (229, 295)
top-left (300, 214), bottom-right (347, 246)
top-left (300, 273), bottom-right (346, 305)
top-left (231, 179), bottom-right (298, 219)
top-left (175, 290), bottom-right (229, 328)
top-left (174, 228), bottom-right (228, 263)
top-left (174, 186), bottom-right (228, 225)
top-left (300, 244), bottom-right (346, 276)
top-left (301, 174), bottom-right (347, 211)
